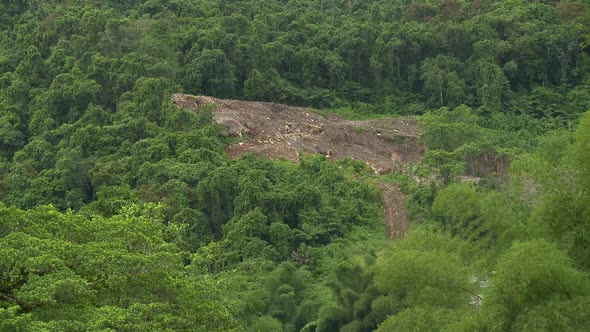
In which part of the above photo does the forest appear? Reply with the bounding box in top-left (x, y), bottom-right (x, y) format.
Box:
top-left (1, 0), bottom-right (590, 331)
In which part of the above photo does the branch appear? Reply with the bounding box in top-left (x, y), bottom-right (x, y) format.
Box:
top-left (459, 286), bottom-right (483, 300)
top-left (0, 293), bottom-right (18, 303)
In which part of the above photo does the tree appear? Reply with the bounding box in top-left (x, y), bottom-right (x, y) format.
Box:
top-left (479, 240), bottom-right (590, 331)
top-left (0, 203), bottom-right (241, 331)
top-left (374, 249), bottom-right (470, 309)
top-left (377, 307), bottom-right (465, 332)
top-left (0, 112), bottom-right (24, 158)
top-left (38, 67), bottom-right (101, 124)
top-left (420, 105), bottom-right (482, 152)
top-left (183, 48), bottom-right (236, 98)
top-left (243, 69), bottom-right (286, 102)
top-left (419, 105), bottom-right (489, 183)
top-left (525, 112), bottom-right (590, 269)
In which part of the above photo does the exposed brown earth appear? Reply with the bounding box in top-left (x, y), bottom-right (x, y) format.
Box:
top-left (172, 93), bottom-right (422, 239)
top-left (379, 183), bottom-right (410, 240)
top-left (172, 94), bottom-right (424, 174)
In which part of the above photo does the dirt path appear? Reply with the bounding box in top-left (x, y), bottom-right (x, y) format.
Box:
top-left (378, 183), bottom-right (410, 240)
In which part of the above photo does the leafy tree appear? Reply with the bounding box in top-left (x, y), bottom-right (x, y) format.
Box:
top-left (0, 203), bottom-right (241, 331)
top-left (377, 307), bottom-right (465, 332)
top-left (479, 240), bottom-right (590, 331)
top-left (183, 48), bottom-right (236, 98)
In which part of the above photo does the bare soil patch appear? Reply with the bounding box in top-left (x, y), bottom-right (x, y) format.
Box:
top-left (378, 183), bottom-right (410, 239)
top-left (172, 94), bottom-right (424, 174)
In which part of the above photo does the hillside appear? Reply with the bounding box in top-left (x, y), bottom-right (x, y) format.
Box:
top-left (173, 94), bottom-right (418, 240)
top-left (2, 0), bottom-right (590, 331)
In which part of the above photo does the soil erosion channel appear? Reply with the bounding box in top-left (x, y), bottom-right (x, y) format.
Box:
top-left (173, 94), bottom-right (424, 239)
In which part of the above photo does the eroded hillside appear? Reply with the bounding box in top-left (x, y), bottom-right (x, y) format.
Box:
top-left (172, 94), bottom-right (424, 174)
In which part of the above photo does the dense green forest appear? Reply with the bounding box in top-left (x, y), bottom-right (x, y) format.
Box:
top-left (1, 0), bottom-right (590, 330)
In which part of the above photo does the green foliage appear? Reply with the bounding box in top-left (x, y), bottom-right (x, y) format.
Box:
top-left (420, 105), bottom-right (482, 152)
top-left (1, 0), bottom-right (590, 331)
top-left (192, 155), bottom-right (380, 272)
top-left (513, 112), bottom-right (590, 269)
top-left (478, 240), bottom-right (590, 331)
top-left (183, 49), bottom-right (236, 98)
top-left (376, 307), bottom-right (466, 332)
top-left (432, 183), bottom-right (527, 257)
top-left (315, 254), bottom-right (379, 331)
top-left (400, 110), bottom-right (590, 330)
top-left (573, 112), bottom-right (590, 181)
top-left (0, 203), bottom-right (240, 331)
top-left (3, 0), bottom-right (589, 115)
top-left (374, 240), bottom-right (471, 309)
top-left (420, 105), bottom-right (488, 183)
top-left (250, 316), bottom-right (284, 332)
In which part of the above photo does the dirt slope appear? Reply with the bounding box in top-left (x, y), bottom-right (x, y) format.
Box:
top-left (379, 183), bottom-right (410, 239)
top-left (172, 94), bottom-right (422, 238)
top-left (172, 94), bottom-right (424, 174)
